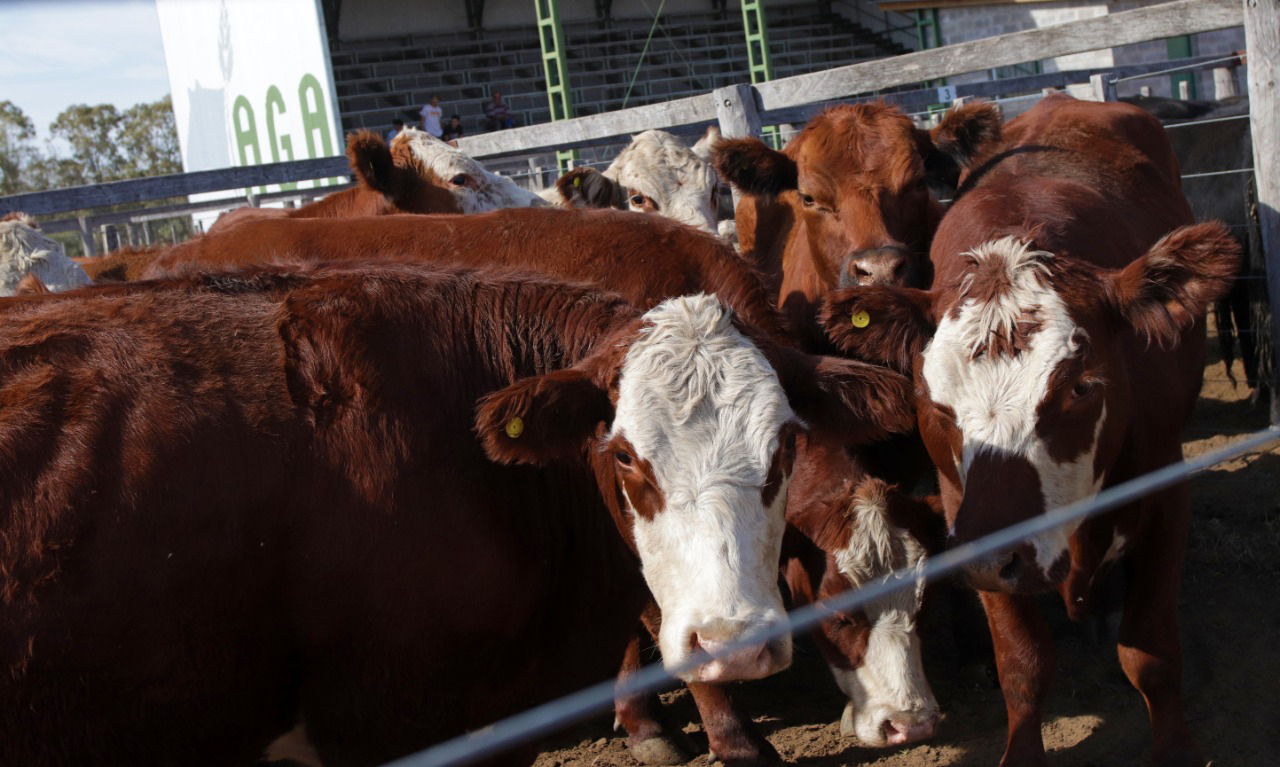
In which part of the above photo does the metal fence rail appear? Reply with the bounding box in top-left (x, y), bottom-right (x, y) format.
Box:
top-left (384, 426), bottom-right (1280, 767)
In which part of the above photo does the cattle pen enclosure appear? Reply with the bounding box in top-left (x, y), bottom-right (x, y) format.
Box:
top-left (2, 1), bottom-right (1280, 765)
top-left (2, 0), bottom-right (1277, 423)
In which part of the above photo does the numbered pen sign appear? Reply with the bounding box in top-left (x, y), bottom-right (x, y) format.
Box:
top-left (936, 85), bottom-right (957, 103)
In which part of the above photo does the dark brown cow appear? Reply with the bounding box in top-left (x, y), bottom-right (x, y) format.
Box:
top-left (820, 94), bottom-right (1238, 766)
top-left (713, 102), bottom-right (1000, 347)
top-left (0, 261), bottom-right (918, 766)
top-left (136, 206), bottom-right (942, 763)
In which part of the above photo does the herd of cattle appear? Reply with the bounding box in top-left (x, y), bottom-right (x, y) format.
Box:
top-left (0, 92), bottom-right (1244, 767)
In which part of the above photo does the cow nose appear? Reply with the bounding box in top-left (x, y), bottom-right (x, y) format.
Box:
top-left (840, 246), bottom-right (911, 287)
top-left (881, 713), bottom-right (939, 745)
top-left (688, 631), bottom-right (788, 683)
top-left (839, 702), bottom-right (940, 746)
top-left (962, 548), bottom-right (1025, 592)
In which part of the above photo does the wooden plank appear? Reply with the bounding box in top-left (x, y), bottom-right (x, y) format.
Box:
top-left (0, 156), bottom-right (349, 217)
top-left (759, 54), bottom-right (1236, 126)
top-left (881, 0), bottom-right (1065, 11)
top-left (455, 94), bottom-right (718, 158)
top-left (1244, 0), bottom-right (1280, 423)
top-left (755, 0), bottom-right (1241, 111)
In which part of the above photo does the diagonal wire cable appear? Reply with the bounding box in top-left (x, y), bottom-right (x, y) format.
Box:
top-left (620, 0), bottom-right (667, 110)
top-left (384, 427), bottom-right (1280, 767)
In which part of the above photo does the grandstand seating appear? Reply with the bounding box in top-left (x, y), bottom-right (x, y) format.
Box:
top-left (330, 3), bottom-right (912, 136)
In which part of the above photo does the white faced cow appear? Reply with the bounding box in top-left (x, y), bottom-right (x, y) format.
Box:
top-left (545, 128), bottom-right (724, 235)
top-left (395, 127), bottom-right (549, 212)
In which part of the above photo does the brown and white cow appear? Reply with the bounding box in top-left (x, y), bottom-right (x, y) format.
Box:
top-left (0, 260), bottom-right (921, 766)
top-left (820, 94), bottom-right (1238, 766)
top-left (713, 102), bottom-right (1000, 347)
top-left (544, 128), bottom-right (723, 235)
top-left (208, 126), bottom-right (546, 235)
top-left (135, 206), bottom-right (941, 762)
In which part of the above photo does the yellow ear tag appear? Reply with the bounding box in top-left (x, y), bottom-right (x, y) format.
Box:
top-left (851, 310), bottom-right (871, 329)
top-left (505, 417), bottom-right (525, 439)
top-left (573, 176), bottom-right (581, 188)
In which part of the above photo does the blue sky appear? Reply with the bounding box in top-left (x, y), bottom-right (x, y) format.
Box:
top-left (0, 0), bottom-right (169, 142)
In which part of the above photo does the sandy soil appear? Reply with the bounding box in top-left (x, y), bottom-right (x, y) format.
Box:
top-left (532, 336), bottom-right (1280, 767)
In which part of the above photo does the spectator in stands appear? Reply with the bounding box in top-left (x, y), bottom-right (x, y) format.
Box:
top-left (484, 91), bottom-right (515, 131)
top-left (386, 118), bottom-right (405, 142)
top-left (419, 95), bottom-right (444, 138)
top-left (442, 114), bottom-right (465, 142)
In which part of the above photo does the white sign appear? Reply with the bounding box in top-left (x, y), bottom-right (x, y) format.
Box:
top-left (935, 85), bottom-right (957, 103)
top-left (156, 0), bottom-right (342, 195)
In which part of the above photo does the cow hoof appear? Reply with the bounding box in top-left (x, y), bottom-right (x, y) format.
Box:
top-left (708, 754), bottom-right (783, 767)
top-left (628, 736), bottom-right (692, 765)
top-left (708, 743), bottom-right (783, 767)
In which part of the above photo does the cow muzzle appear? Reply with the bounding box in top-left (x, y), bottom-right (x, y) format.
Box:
top-left (839, 245), bottom-right (913, 287)
top-left (960, 542), bottom-right (1069, 593)
top-left (840, 701), bottom-right (939, 747)
top-left (676, 616), bottom-right (791, 683)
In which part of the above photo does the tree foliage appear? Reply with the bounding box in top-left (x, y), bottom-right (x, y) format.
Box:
top-left (0, 95), bottom-right (182, 194)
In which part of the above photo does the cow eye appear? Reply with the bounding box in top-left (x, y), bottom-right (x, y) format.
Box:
top-left (449, 173), bottom-right (469, 186)
top-left (629, 194), bottom-right (645, 206)
top-left (615, 451), bottom-right (634, 467)
top-left (1071, 380), bottom-right (1098, 399)
top-left (800, 193), bottom-right (815, 207)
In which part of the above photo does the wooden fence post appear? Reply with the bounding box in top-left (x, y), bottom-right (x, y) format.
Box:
top-left (1090, 73), bottom-right (1117, 101)
top-left (1244, 0), bottom-right (1280, 423)
top-left (715, 83), bottom-right (763, 210)
top-left (1213, 65), bottom-right (1239, 99)
top-left (77, 215), bottom-right (96, 258)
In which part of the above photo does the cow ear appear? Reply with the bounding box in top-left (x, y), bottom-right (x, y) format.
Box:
top-left (929, 101), bottom-right (1001, 170)
top-left (555, 167), bottom-right (625, 209)
top-left (1106, 221), bottom-right (1239, 348)
top-left (347, 130), bottom-right (397, 194)
top-left (767, 345), bottom-right (916, 445)
top-left (712, 137), bottom-right (798, 197)
top-left (475, 368), bottom-right (615, 466)
top-left (692, 125), bottom-right (721, 161)
top-left (820, 286), bottom-right (936, 375)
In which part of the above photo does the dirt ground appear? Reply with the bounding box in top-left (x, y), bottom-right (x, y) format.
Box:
top-left (533, 335), bottom-right (1280, 767)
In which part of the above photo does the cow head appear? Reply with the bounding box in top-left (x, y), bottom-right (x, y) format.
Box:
top-left (820, 223), bottom-right (1238, 592)
top-left (792, 477), bottom-right (940, 747)
top-left (343, 130), bottom-right (461, 214)
top-left (477, 295), bottom-right (916, 682)
top-left (390, 127), bottom-right (548, 212)
top-left (605, 129), bottom-right (722, 233)
top-left (714, 102), bottom-right (1000, 288)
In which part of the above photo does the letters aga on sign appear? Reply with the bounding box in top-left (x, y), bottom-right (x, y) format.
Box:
top-left (156, 0), bottom-right (343, 195)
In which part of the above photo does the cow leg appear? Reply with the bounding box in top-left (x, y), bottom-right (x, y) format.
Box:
top-left (686, 681), bottom-right (781, 767)
top-left (979, 591), bottom-right (1053, 767)
top-left (1116, 494), bottom-right (1203, 767)
top-left (615, 627), bottom-right (696, 765)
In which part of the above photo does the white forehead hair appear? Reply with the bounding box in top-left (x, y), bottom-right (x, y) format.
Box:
top-left (612, 293), bottom-right (794, 461)
top-left (923, 237), bottom-right (1107, 570)
top-left (924, 237), bottom-right (1076, 461)
top-left (394, 127), bottom-right (548, 212)
top-left (606, 130), bottom-right (719, 232)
